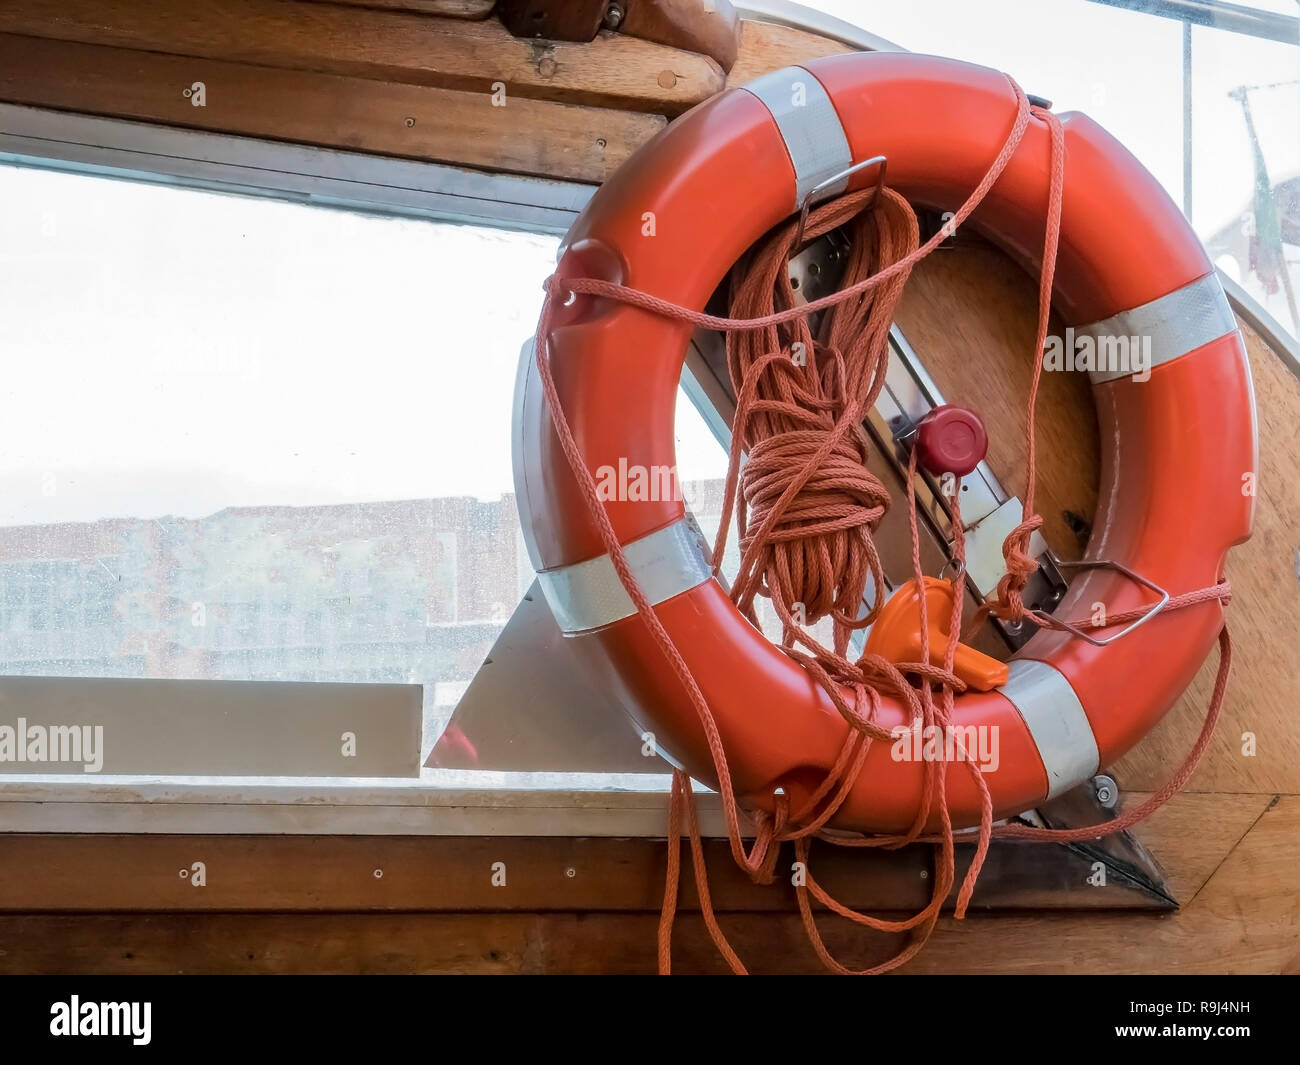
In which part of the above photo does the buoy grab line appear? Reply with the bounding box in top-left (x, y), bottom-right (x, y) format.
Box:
top-left (531, 75), bottom-right (1235, 975)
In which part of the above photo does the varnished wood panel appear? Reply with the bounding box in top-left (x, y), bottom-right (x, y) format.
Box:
top-left (726, 17), bottom-right (856, 87)
top-left (0, 0), bottom-right (724, 114)
top-left (0, 833), bottom-right (928, 913)
top-left (1118, 790), bottom-right (1272, 904)
top-left (620, 0), bottom-right (743, 72)
top-left (496, 1), bottom-right (742, 72)
top-left (0, 797), bottom-right (1288, 973)
top-left (306, 0), bottom-right (495, 16)
top-left (497, 0), bottom-right (610, 43)
top-left (1112, 320), bottom-right (1300, 794)
top-left (0, 789), bottom-right (1268, 915)
top-left (0, 33), bottom-right (663, 183)
top-left (901, 241), bottom-right (1300, 797)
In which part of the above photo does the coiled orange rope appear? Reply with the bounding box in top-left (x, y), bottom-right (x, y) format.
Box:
top-left (534, 76), bottom-right (1233, 974)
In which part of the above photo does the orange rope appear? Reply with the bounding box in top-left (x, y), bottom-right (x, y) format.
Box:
top-left (533, 76), bottom-right (1234, 975)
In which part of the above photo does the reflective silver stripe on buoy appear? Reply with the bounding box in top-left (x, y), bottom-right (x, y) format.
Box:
top-left (998, 659), bottom-right (1100, 800)
top-left (1079, 272), bottom-right (1240, 384)
top-left (740, 65), bottom-right (853, 209)
top-left (537, 517), bottom-right (715, 635)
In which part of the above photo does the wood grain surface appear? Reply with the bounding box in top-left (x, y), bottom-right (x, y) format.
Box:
top-left (0, 0), bottom-right (724, 114)
top-left (0, 33), bottom-right (664, 183)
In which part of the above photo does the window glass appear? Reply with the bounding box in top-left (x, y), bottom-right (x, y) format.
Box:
top-left (812, 0), bottom-right (1299, 334)
top-left (0, 164), bottom-right (732, 789)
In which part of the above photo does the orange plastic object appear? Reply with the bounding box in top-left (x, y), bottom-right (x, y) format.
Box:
top-left (513, 52), bottom-right (1255, 832)
top-left (864, 578), bottom-right (1009, 692)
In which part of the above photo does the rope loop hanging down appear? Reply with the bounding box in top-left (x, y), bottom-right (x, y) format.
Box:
top-left (533, 77), bottom-right (1234, 975)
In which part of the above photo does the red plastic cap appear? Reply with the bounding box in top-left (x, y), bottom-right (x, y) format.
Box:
top-left (914, 405), bottom-right (988, 477)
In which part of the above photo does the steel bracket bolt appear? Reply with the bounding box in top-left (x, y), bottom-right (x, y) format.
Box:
top-left (603, 4), bottom-right (625, 31)
top-left (1094, 774), bottom-right (1118, 809)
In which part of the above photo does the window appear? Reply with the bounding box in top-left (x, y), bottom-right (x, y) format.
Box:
top-left (0, 152), bottom-right (733, 798)
top-left (813, 0), bottom-right (1300, 336)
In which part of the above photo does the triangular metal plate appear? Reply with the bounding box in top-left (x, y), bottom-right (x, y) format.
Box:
top-left (427, 578), bottom-right (665, 774)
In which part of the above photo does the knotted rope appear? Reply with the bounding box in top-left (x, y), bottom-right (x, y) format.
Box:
top-left (720, 185), bottom-right (915, 656)
top-left (533, 75), bottom-right (1234, 974)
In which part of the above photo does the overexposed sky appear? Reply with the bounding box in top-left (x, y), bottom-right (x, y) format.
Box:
top-left (0, 165), bottom-right (728, 524)
top-left (0, 168), bottom-right (554, 522)
top-left (813, 0), bottom-right (1298, 238)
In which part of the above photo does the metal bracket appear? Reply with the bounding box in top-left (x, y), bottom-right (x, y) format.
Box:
top-left (1030, 556), bottom-right (1171, 647)
top-left (790, 154), bottom-right (886, 252)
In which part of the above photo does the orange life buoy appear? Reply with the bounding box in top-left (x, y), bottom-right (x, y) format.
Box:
top-left (514, 52), bottom-right (1256, 833)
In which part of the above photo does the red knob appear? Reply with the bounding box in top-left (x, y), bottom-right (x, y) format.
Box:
top-left (914, 405), bottom-right (988, 477)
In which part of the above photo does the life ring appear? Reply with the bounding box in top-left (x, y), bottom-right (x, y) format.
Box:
top-left (513, 52), bottom-right (1256, 833)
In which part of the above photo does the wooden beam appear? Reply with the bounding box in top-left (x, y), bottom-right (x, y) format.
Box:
top-left (0, 794), bottom-right (1289, 973)
top-left (621, 0), bottom-right (742, 72)
top-left (305, 0), bottom-right (495, 16)
top-left (0, 846), bottom-right (1292, 973)
top-left (0, 912), bottom-right (905, 973)
top-left (0, 0), bottom-right (723, 114)
top-left (0, 33), bottom-right (663, 183)
top-left (726, 17), bottom-right (856, 87)
top-left (498, 0), bottom-right (742, 72)
top-left (497, 0), bottom-right (609, 43)
top-left (0, 790), bottom-right (1261, 914)
top-left (0, 833), bottom-right (932, 913)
